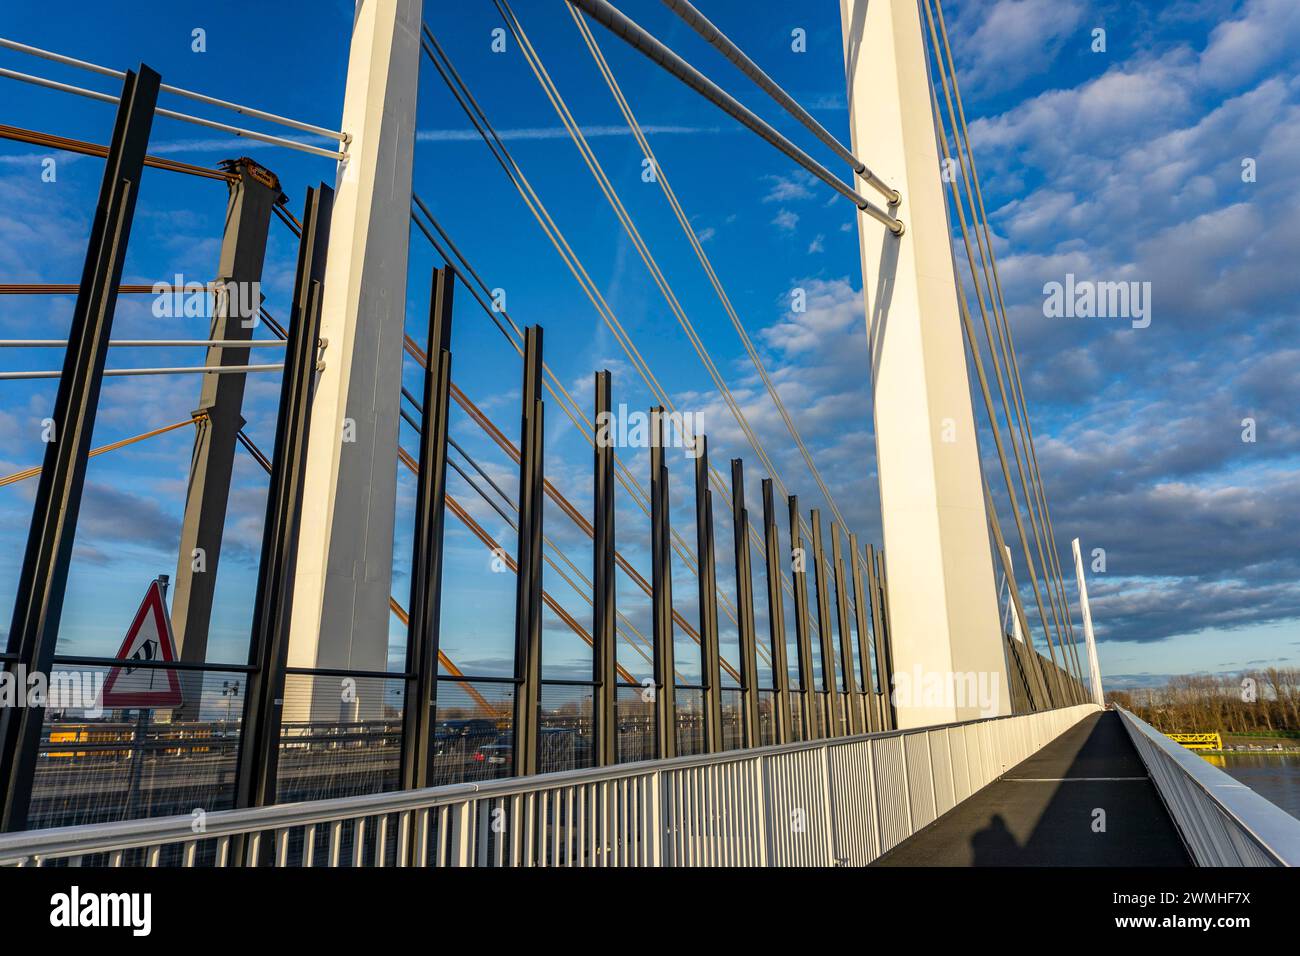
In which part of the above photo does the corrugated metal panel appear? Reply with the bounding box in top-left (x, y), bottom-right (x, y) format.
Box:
top-left (949, 726), bottom-right (971, 802)
top-left (964, 723), bottom-right (986, 790)
top-left (828, 739), bottom-right (879, 865)
top-left (903, 733), bottom-right (936, 829)
top-left (763, 748), bottom-right (831, 866)
top-left (929, 727), bottom-right (955, 816)
top-left (872, 735), bottom-right (910, 853)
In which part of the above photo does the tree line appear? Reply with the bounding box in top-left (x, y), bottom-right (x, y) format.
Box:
top-left (1108, 668), bottom-right (1300, 735)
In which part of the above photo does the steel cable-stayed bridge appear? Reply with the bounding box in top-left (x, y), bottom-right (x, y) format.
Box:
top-left (0, 0), bottom-right (1296, 870)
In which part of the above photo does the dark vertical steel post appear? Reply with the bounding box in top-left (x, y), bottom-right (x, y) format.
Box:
top-left (787, 496), bottom-right (816, 740)
top-left (869, 546), bottom-right (897, 729)
top-left (761, 480), bottom-right (791, 744)
top-left (831, 525), bottom-right (862, 735)
top-left (172, 159), bottom-right (279, 671)
top-left (810, 511), bottom-right (841, 736)
top-left (849, 535), bottom-right (878, 732)
top-left (400, 268), bottom-right (454, 792)
top-left (650, 409), bottom-right (676, 758)
top-left (0, 66), bottom-right (159, 830)
top-left (694, 436), bottom-right (722, 753)
top-left (235, 183), bottom-right (333, 815)
top-left (731, 460), bottom-right (761, 747)
top-left (593, 371), bottom-right (617, 766)
top-left (512, 327), bottom-right (544, 777)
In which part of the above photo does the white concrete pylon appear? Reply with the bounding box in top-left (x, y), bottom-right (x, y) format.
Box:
top-left (840, 0), bottom-right (1009, 726)
top-left (288, 0), bottom-right (423, 681)
top-left (1072, 538), bottom-right (1105, 706)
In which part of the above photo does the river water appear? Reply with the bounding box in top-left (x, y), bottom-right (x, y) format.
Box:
top-left (1202, 752), bottom-right (1300, 820)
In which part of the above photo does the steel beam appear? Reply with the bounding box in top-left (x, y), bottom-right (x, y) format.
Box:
top-left (787, 496), bottom-right (816, 740)
top-left (0, 65), bottom-right (159, 831)
top-left (810, 511), bottom-right (841, 736)
top-left (761, 480), bottom-right (792, 744)
top-left (651, 409), bottom-right (676, 758)
top-left (512, 327), bottom-right (544, 777)
top-left (235, 183), bottom-right (333, 815)
top-left (831, 525), bottom-right (862, 734)
top-left (731, 460), bottom-right (761, 747)
top-left (593, 371), bottom-right (617, 765)
top-left (172, 158), bottom-right (279, 671)
top-left (695, 437), bottom-right (723, 752)
top-left (400, 267), bottom-right (454, 792)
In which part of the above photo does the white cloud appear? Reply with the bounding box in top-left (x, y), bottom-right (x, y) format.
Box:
top-left (771, 209), bottom-right (799, 231)
top-left (761, 171), bottom-right (815, 203)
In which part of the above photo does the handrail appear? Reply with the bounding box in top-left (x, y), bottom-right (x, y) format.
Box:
top-left (1116, 707), bottom-right (1300, 866)
top-left (0, 704), bottom-right (1100, 866)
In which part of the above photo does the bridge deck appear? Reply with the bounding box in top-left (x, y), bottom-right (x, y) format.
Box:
top-left (874, 711), bottom-right (1191, 866)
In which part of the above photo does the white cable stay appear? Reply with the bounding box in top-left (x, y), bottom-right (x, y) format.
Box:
top-left (659, 0), bottom-right (900, 205)
top-left (0, 339), bottom-right (289, 348)
top-left (0, 36), bottom-right (349, 144)
top-left (0, 65), bottom-right (347, 162)
top-left (560, 0), bottom-right (903, 234)
top-left (0, 364), bottom-right (284, 381)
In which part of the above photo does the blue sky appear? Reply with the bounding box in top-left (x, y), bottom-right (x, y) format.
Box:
top-left (0, 0), bottom-right (1296, 692)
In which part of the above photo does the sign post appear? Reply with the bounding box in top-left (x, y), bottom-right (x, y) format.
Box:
top-left (103, 576), bottom-right (182, 819)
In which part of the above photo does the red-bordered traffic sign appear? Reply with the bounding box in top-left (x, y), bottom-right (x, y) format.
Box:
top-left (101, 579), bottom-right (183, 708)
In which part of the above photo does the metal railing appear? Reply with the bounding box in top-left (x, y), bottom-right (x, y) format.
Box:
top-left (1117, 707), bottom-right (1300, 867)
top-left (0, 703), bottom-right (1098, 867)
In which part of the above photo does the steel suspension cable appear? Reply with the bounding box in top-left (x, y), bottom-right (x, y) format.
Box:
top-left (481, 6), bottom-right (857, 622)
top-left (419, 27), bottom-right (858, 652)
top-left (0, 122), bottom-right (233, 181)
top-left (401, 315), bottom-right (749, 680)
top-left (441, 437), bottom-right (668, 684)
top-left (440, 430), bottom-right (692, 685)
top-left (928, 0), bottom-right (1084, 683)
top-left (568, 5), bottom-right (863, 567)
top-left (559, 0), bottom-right (902, 231)
top-left (657, 0), bottom-right (899, 203)
top-left (400, 391), bottom-right (671, 682)
top-left (922, 0), bottom-right (1081, 687)
top-left (235, 428), bottom-right (499, 713)
top-left (920, 27), bottom-right (1072, 685)
top-left (487, 7), bottom-right (790, 553)
top-left (0, 415), bottom-right (203, 488)
top-left (407, 39), bottom-right (796, 634)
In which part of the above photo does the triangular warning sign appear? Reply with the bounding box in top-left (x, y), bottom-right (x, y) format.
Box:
top-left (102, 579), bottom-right (183, 709)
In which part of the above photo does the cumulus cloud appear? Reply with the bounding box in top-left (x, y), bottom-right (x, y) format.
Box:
top-left (952, 0), bottom-right (1300, 655)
